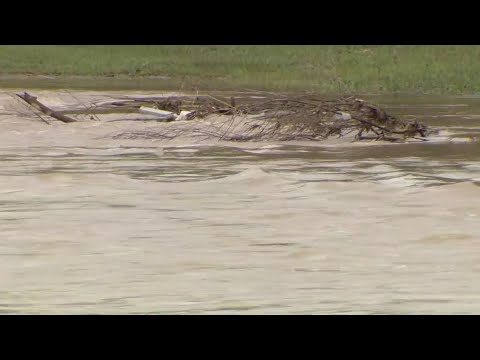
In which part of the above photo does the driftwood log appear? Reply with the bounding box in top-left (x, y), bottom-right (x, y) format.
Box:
top-left (16, 92), bottom-right (77, 123)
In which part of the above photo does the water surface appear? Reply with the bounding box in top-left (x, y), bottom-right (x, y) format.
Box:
top-left (1, 90), bottom-right (480, 314)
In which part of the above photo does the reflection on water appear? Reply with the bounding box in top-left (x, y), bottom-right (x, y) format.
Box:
top-left (1, 91), bottom-right (480, 314)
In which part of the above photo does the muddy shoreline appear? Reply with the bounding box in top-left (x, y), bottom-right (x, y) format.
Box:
top-left (0, 75), bottom-right (186, 91)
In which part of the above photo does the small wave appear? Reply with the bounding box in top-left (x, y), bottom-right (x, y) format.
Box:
top-left (362, 164), bottom-right (398, 174)
top-left (167, 148), bottom-right (199, 154)
top-left (38, 151), bottom-right (70, 157)
top-left (375, 174), bottom-right (432, 188)
top-left (449, 137), bottom-right (478, 143)
top-left (423, 181), bottom-right (480, 193)
top-left (209, 167), bottom-right (294, 187)
top-left (243, 149), bottom-right (302, 155)
top-left (69, 147), bottom-right (165, 157)
top-left (259, 144), bottom-right (283, 149)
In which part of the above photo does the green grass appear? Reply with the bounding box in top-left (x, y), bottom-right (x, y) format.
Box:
top-left (1, 45), bottom-right (480, 94)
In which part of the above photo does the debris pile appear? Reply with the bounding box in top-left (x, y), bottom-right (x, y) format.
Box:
top-left (14, 91), bottom-right (430, 143)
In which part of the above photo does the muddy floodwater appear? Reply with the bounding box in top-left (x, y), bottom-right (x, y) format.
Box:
top-left (1, 88), bottom-right (480, 314)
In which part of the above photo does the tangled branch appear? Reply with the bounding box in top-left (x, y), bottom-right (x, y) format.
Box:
top-left (108, 93), bottom-right (428, 142)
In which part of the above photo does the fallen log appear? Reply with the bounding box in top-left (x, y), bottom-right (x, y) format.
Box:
top-left (16, 92), bottom-right (77, 123)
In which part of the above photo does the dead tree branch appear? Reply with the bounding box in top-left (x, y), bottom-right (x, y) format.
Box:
top-left (16, 92), bottom-right (77, 123)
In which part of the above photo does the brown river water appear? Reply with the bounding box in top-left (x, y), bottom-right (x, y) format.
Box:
top-left (1, 89), bottom-right (480, 314)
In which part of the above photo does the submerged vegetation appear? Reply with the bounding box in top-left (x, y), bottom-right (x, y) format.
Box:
top-left (1, 45), bottom-right (480, 94)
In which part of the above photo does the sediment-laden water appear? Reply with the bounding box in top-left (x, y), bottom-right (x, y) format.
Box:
top-left (1, 89), bottom-right (479, 314)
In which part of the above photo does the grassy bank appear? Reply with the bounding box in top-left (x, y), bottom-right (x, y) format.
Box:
top-left (1, 45), bottom-right (479, 94)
